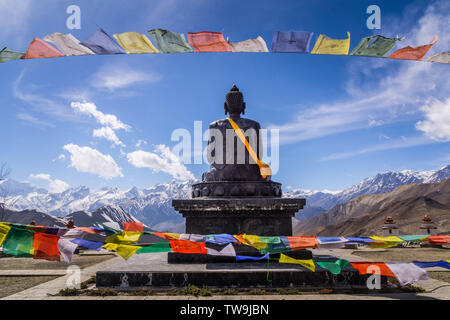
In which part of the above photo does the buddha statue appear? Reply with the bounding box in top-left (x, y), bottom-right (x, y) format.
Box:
top-left (202, 85), bottom-right (269, 182)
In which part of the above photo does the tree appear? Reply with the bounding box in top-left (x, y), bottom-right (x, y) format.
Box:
top-left (0, 162), bottom-right (12, 221)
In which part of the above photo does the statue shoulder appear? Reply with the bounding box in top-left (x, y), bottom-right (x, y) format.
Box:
top-left (239, 117), bottom-right (261, 129)
top-left (209, 118), bottom-right (229, 128)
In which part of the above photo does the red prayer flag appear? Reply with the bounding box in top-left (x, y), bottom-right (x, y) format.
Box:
top-left (23, 38), bottom-right (65, 59)
top-left (187, 32), bottom-right (231, 52)
top-left (286, 236), bottom-right (318, 250)
top-left (388, 36), bottom-right (438, 61)
top-left (428, 235), bottom-right (450, 244)
top-left (350, 262), bottom-right (395, 277)
top-left (34, 233), bottom-right (60, 261)
top-left (169, 239), bottom-right (207, 254)
top-left (123, 222), bottom-right (143, 232)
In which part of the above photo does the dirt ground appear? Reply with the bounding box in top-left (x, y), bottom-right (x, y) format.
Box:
top-left (0, 276), bottom-right (59, 299)
top-left (352, 247), bottom-right (450, 283)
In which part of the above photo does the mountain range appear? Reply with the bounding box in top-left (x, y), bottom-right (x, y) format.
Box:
top-left (0, 165), bottom-right (449, 233)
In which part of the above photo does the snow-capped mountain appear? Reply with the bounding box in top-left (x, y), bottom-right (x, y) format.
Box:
top-left (1, 165), bottom-right (449, 232)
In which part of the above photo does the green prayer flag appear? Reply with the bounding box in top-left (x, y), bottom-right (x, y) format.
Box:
top-left (136, 241), bottom-right (172, 253)
top-left (2, 226), bottom-right (34, 257)
top-left (316, 259), bottom-right (349, 275)
top-left (398, 235), bottom-right (429, 242)
top-left (147, 29), bottom-right (193, 53)
top-left (350, 35), bottom-right (402, 57)
top-left (0, 47), bottom-right (25, 63)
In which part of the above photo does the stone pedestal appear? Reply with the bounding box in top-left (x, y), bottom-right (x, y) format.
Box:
top-left (172, 197), bottom-right (305, 236)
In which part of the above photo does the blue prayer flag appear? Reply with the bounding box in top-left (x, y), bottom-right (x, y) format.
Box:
top-left (71, 238), bottom-right (105, 251)
top-left (271, 31), bottom-right (314, 53)
top-left (80, 29), bottom-right (125, 55)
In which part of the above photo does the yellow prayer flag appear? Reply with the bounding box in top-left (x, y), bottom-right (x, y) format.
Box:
top-left (242, 234), bottom-right (268, 250)
top-left (0, 223), bottom-right (11, 246)
top-left (103, 243), bottom-right (140, 260)
top-left (311, 32), bottom-right (351, 55)
top-left (105, 231), bottom-right (143, 245)
top-left (369, 236), bottom-right (404, 248)
top-left (279, 254), bottom-right (315, 272)
top-left (113, 32), bottom-right (159, 54)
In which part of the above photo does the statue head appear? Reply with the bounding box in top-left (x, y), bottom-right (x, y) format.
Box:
top-left (224, 85), bottom-right (245, 116)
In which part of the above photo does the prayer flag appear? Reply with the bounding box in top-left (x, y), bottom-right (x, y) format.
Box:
top-left (242, 235), bottom-right (267, 250)
top-left (147, 29), bottom-right (194, 53)
top-left (350, 35), bottom-right (403, 57)
top-left (0, 47), bottom-right (25, 63)
top-left (179, 234), bottom-right (206, 242)
top-left (388, 36), bottom-right (438, 61)
top-left (317, 237), bottom-right (347, 249)
top-left (205, 234), bottom-right (237, 245)
top-left (284, 236), bottom-right (318, 250)
top-left (63, 229), bottom-right (87, 238)
top-left (123, 222), bottom-right (144, 232)
top-left (424, 51), bottom-right (450, 64)
top-left (413, 260), bottom-right (450, 270)
top-left (316, 259), bottom-right (349, 275)
top-left (0, 223), bottom-right (11, 246)
top-left (279, 254), bottom-right (315, 272)
top-left (236, 253), bottom-right (269, 261)
top-left (103, 243), bottom-right (140, 260)
top-left (113, 32), bottom-right (159, 54)
top-left (2, 226), bottom-right (34, 257)
top-left (206, 243), bottom-right (236, 257)
top-left (228, 36), bottom-right (269, 52)
top-left (23, 38), bottom-right (65, 59)
top-left (136, 241), bottom-right (172, 253)
top-left (271, 31), bottom-right (313, 53)
top-left (311, 32), bottom-right (351, 55)
top-left (80, 29), bottom-right (126, 55)
top-left (350, 262), bottom-right (395, 277)
top-left (344, 237), bottom-right (374, 245)
top-left (398, 235), bottom-right (429, 242)
top-left (43, 32), bottom-right (95, 56)
top-left (170, 239), bottom-right (207, 254)
top-left (153, 232), bottom-right (180, 240)
top-left (105, 231), bottom-right (143, 245)
top-left (187, 32), bottom-right (231, 52)
top-left (385, 263), bottom-right (428, 286)
top-left (57, 237), bottom-right (79, 264)
top-left (34, 233), bottom-right (60, 261)
top-left (71, 238), bottom-right (105, 251)
top-left (427, 235), bottom-right (450, 244)
top-left (369, 236), bottom-right (404, 248)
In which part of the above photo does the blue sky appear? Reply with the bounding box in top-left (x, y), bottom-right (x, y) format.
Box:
top-left (0, 0), bottom-right (449, 193)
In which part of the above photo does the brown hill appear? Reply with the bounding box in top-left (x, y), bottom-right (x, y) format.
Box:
top-left (294, 179), bottom-right (450, 236)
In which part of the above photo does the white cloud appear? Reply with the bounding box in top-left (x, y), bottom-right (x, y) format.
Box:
top-left (29, 173), bottom-right (69, 193)
top-left (91, 64), bottom-right (161, 91)
top-left (135, 139), bottom-right (148, 148)
top-left (93, 127), bottom-right (125, 147)
top-left (71, 101), bottom-right (131, 131)
top-left (416, 98), bottom-right (450, 141)
top-left (63, 144), bottom-right (123, 179)
top-left (127, 145), bottom-right (195, 181)
top-left (16, 113), bottom-right (55, 128)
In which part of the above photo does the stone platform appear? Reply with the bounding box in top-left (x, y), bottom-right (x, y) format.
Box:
top-left (96, 252), bottom-right (383, 289)
top-left (172, 197), bottom-right (305, 235)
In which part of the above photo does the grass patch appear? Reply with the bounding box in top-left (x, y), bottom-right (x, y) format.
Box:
top-left (318, 288), bottom-right (334, 294)
top-left (128, 287), bottom-right (156, 296)
top-left (87, 288), bottom-right (118, 296)
top-left (58, 288), bottom-right (81, 296)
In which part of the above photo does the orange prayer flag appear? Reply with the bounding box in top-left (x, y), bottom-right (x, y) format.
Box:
top-left (350, 262), bottom-right (395, 277)
top-left (34, 233), bottom-right (60, 261)
top-left (428, 235), bottom-right (450, 244)
top-left (187, 32), bottom-right (231, 52)
top-left (169, 239), bottom-right (207, 254)
top-left (123, 222), bottom-right (143, 232)
top-left (23, 38), bottom-right (65, 59)
top-left (388, 36), bottom-right (438, 61)
top-left (286, 236), bottom-right (318, 250)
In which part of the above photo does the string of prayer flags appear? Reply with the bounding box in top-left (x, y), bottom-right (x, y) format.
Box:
top-left (228, 36), bottom-right (269, 52)
top-left (385, 263), bottom-right (428, 286)
top-left (71, 238), bottom-right (105, 251)
top-left (0, 47), bottom-right (25, 63)
top-left (43, 33), bottom-right (95, 56)
top-left (103, 243), bottom-right (140, 260)
top-left (187, 32), bottom-right (231, 52)
top-left (424, 51), bottom-right (450, 64)
top-left (23, 38), bottom-right (65, 59)
top-left (147, 29), bottom-right (193, 53)
top-left (236, 253), bottom-right (269, 262)
top-left (123, 222), bottom-right (144, 232)
top-left (57, 237), bottom-right (79, 264)
top-left (2, 226), bottom-right (34, 257)
top-left (413, 260), bottom-right (450, 270)
top-left (169, 239), bottom-right (207, 254)
top-left (388, 36), bottom-right (438, 61)
top-left (311, 32), bottom-right (351, 55)
top-left (113, 32), bottom-right (159, 54)
top-left (271, 31), bottom-right (314, 53)
top-left (80, 29), bottom-right (126, 55)
top-left (33, 233), bottom-right (61, 261)
top-left (350, 35), bottom-right (403, 57)
top-left (136, 241), bottom-right (172, 253)
top-left (316, 259), bottom-right (349, 275)
top-left (206, 243), bottom-right (236, 257)
top-left (350, 262), bottom-right (396, 277)
top-left (279, 254), bottom-right (316, 272)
